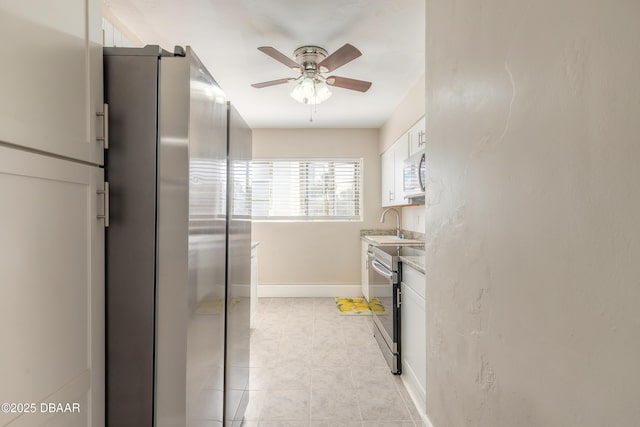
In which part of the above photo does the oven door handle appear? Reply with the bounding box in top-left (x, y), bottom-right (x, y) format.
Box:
top-left (371, 260), bottom-right (393, 280)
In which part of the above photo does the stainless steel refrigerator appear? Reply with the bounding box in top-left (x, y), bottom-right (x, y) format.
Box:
top-left (104, 45), bottom-right (251, 427)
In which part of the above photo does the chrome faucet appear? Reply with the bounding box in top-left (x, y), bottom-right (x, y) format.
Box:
top-left (380, 207), bottom-right (402, 238)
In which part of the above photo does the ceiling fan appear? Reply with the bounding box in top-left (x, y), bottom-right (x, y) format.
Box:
top-left (251, 44), bottom-right (372, 105)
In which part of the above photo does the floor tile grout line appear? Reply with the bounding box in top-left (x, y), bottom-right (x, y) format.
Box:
top-left (309, 310), bottom-right (315, 425)
top-left (393, 373), bottom-right (420, 424)
top-left (350, 365), bottom-right (366, 423)
top-left (253, 297), bottom-right (420, 426)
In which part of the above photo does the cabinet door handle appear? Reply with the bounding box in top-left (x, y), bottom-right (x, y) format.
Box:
top-left (97, 182), bottom-right (110, 227)
top-left (418, 130), bottom-right (426, 147)
top-left (96, 103), bottom-right (109, 149)
top-left (389, 190), bottom-right (394, 201)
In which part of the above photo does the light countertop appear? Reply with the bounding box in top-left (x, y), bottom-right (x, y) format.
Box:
top-left (399, 255), bottom-right (425, 274)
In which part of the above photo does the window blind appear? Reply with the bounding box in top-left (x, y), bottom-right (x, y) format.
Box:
top-left (252, 158), bottom-right (362, 221)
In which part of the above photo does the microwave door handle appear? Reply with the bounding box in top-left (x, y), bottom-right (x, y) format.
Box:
top-left (372, 260), bottom-right (393, 280)
top-left (418, 153), bottom-right (426, 192)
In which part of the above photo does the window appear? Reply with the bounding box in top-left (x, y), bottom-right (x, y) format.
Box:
top-left (252, 158), bottom-right (362, 221)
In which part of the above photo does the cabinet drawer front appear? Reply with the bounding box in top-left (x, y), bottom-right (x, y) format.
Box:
top-left (402, 264), bottom-right (425, 299)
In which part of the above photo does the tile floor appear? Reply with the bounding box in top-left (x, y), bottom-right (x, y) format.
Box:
top-left (243, 297), bottom-right (422, 427)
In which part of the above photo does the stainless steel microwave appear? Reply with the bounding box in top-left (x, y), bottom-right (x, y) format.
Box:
top-left (403, 150), bottom-right (426, 202)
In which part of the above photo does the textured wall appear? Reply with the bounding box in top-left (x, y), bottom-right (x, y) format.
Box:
top-left (425, 1), bottom-right (640, 426)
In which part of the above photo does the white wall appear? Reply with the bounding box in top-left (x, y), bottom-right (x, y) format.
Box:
top-left (379, 73), bottom-right (426, 234)
top-left (425, 1), bottom-right (640, 426)
top-left (379, 73), bottom-right (426, 153)
top-left (252, 128), bottom-right (392, 292)
top-left (102, 17), bottom-right (135, 48)
top-left (102, 5), bottom-right (143, 47)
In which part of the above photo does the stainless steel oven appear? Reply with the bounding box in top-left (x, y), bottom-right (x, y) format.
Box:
top-left (368, 243), bottom-right (425, 374)
top-left (368, 244), bottom-right (402, 374)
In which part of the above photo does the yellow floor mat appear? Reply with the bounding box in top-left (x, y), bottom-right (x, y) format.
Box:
top-left (335, 297), bottom-right (385, 315)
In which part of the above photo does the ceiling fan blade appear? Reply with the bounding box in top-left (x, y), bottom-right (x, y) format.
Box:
top-left (251, 78), bottom-right (296, 88)
top-left (257, 46), bottom-right (300, 69)
top-left (326, 76), bottom-right (372, 92)
top-left (318, 44), bottom-right (362, 72)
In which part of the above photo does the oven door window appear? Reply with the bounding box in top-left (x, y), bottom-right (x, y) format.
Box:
top-left (368, 258), bottom-right (394, 342)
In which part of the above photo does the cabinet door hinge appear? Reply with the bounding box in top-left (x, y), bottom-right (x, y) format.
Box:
top-left (96, 103), bottom-right (109, 149)
top-left (97, 182), bottom-right (110, 227)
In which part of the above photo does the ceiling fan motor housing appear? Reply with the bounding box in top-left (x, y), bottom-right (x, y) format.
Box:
top-left (294, 46), bottom-right (329, 74)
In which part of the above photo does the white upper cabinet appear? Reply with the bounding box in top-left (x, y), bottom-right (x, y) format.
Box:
top-left (380, 115), bottom-right (427, 207)
top-left (381, 134), bottom-right (409, 207)
top-left (0, 0), bottom-right (104, 165)
top-left (381, 147), bottom-right (395, 207)
top-left (408, 116), bottom-right (426, 156)
top-left (393, 135), bottom-right (409, 205)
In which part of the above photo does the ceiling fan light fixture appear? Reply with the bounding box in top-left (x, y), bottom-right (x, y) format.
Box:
top-left (314, 80), bottom-right (332, 103)
top-left (254, 44), bottom-right (370, 108)
top-left (290, 77), bottom-right (332, 105)
top-left (299, 77), bottom-right (315, 97)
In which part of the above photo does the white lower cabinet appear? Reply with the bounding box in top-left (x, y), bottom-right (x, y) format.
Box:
top-left (0, 146), bottom-right (105, 426)
top-left (361, 240), bottom-right (370, 300)
top-left (401, 263), bottom-right (426, 417)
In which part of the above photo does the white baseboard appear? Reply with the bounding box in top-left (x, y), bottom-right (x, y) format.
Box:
top-left (257, 283), bottom-right (363, 298)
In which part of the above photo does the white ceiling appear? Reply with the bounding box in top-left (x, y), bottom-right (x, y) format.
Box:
top-left (104, 0), bottom-right (425, 129)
